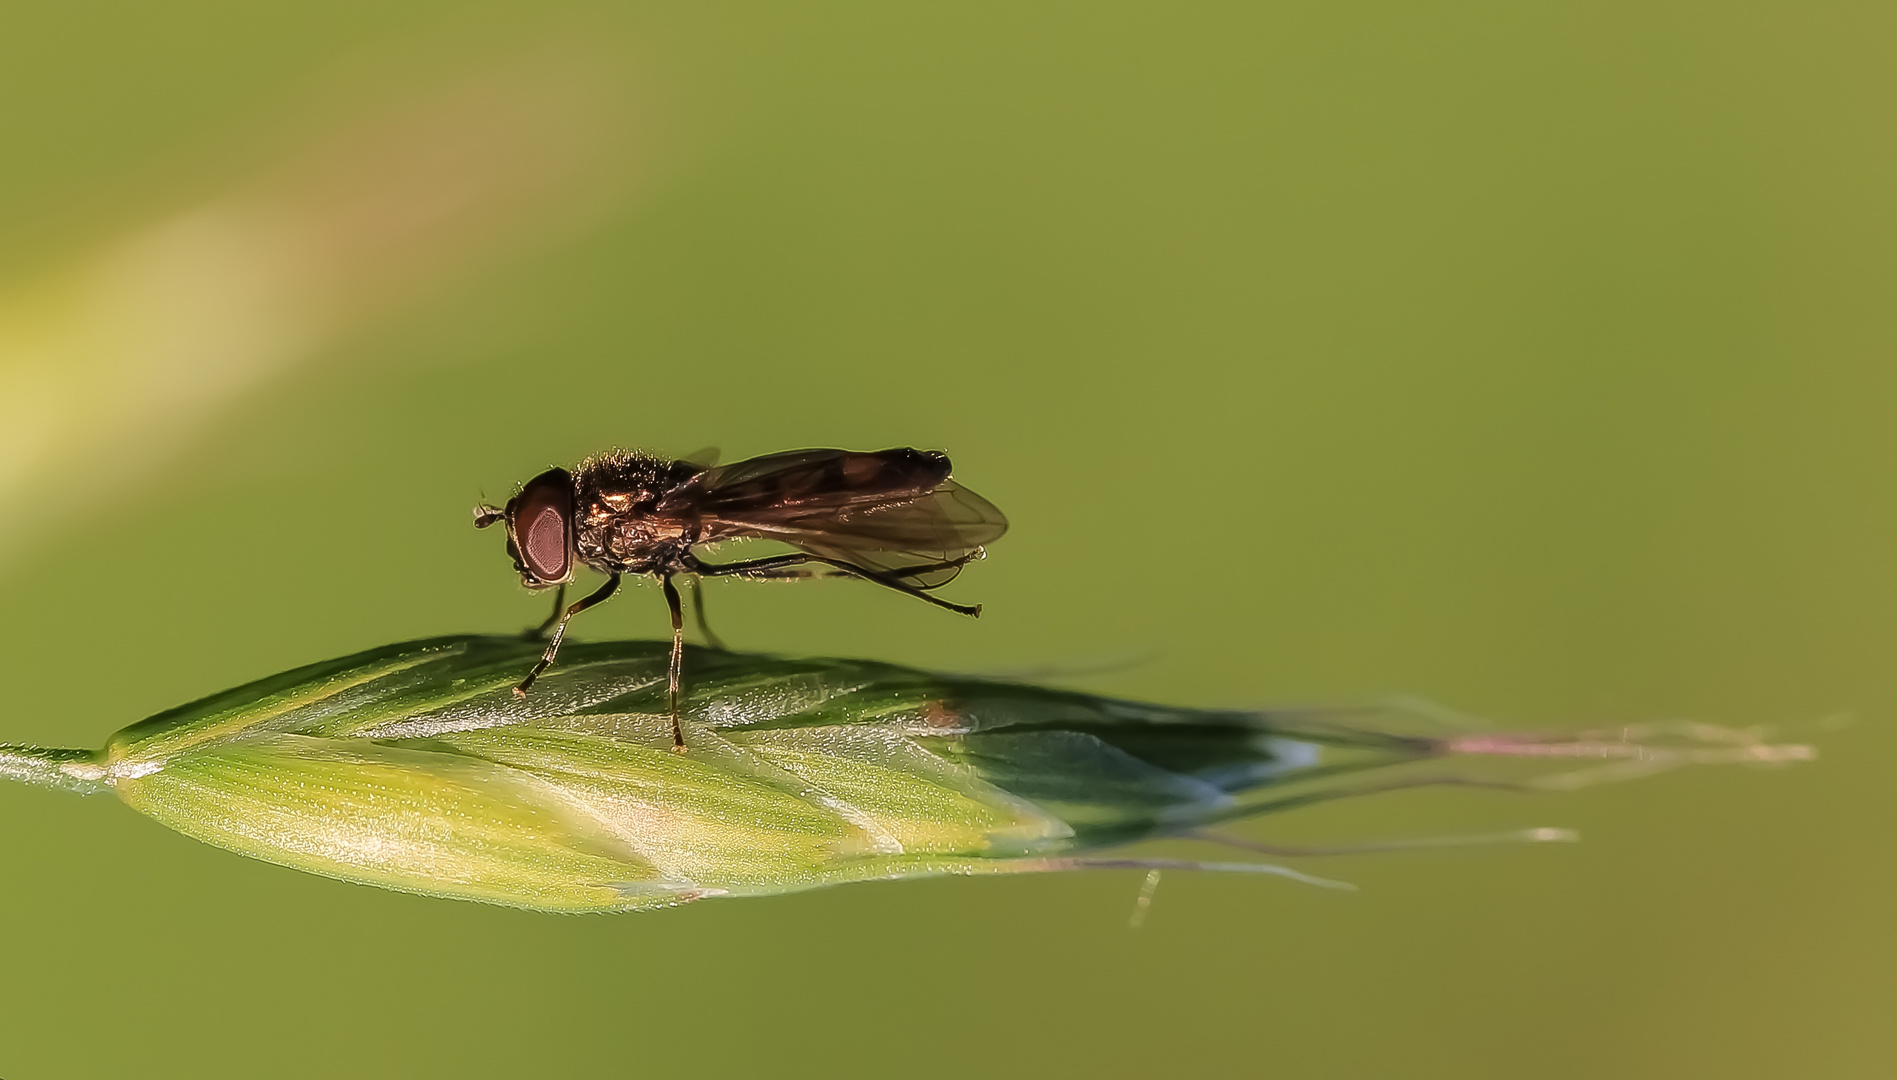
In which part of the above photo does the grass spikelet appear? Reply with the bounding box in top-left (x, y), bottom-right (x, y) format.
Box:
top-left (0, 636), bottom-right (1812, 911)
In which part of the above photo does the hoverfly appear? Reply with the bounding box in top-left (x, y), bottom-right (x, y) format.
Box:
top-left (474, 447), bottom-right (1007, 750)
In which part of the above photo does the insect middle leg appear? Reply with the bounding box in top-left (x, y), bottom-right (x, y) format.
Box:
top-left (661, 573), bottom-right (688, 751)
top-left (685, 552), bottom-right (983, 616)
top-left (514, 574), bottom-right (620, 696)
top-left (523, 583), bottom-right (568, 639)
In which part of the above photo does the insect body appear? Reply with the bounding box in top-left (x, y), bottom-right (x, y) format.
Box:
top-left (474, 447), bottom-right (1007, 749)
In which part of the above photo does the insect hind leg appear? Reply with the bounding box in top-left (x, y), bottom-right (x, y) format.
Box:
top-left (685, 551), bottom-right (982, 616)
top-left (881, 548), bottom-right (986, 591)
top-left (686, 576), bottom-right (728, 651)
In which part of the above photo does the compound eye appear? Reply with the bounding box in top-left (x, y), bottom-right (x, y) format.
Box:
top-left (508, 468), bottom-right (573, 583)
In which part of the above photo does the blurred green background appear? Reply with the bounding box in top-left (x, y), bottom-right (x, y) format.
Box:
top-left (0, 2), bottom-right (1890, 1076)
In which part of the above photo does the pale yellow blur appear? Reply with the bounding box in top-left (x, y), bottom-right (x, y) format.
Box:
top-left (0, 46), bottom-right (653, 564)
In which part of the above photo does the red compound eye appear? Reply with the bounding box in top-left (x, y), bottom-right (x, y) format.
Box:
top-left (506, 468), bottom-right (572, 583)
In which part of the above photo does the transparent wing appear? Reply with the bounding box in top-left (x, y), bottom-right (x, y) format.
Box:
top-left (675, 449), bottom-right (1008, 589)
top-left (794, 480), bottom-right (1008, 588)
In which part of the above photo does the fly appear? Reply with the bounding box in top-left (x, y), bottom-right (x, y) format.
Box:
top-left (474, 447), bottom-right (1007, 750)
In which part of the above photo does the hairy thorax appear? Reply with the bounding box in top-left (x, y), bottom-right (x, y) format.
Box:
top-left (570, 451), bottom-right (703, 575)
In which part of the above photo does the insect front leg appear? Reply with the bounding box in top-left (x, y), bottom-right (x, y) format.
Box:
top-left (514, 574), bottom-right (620, 696)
